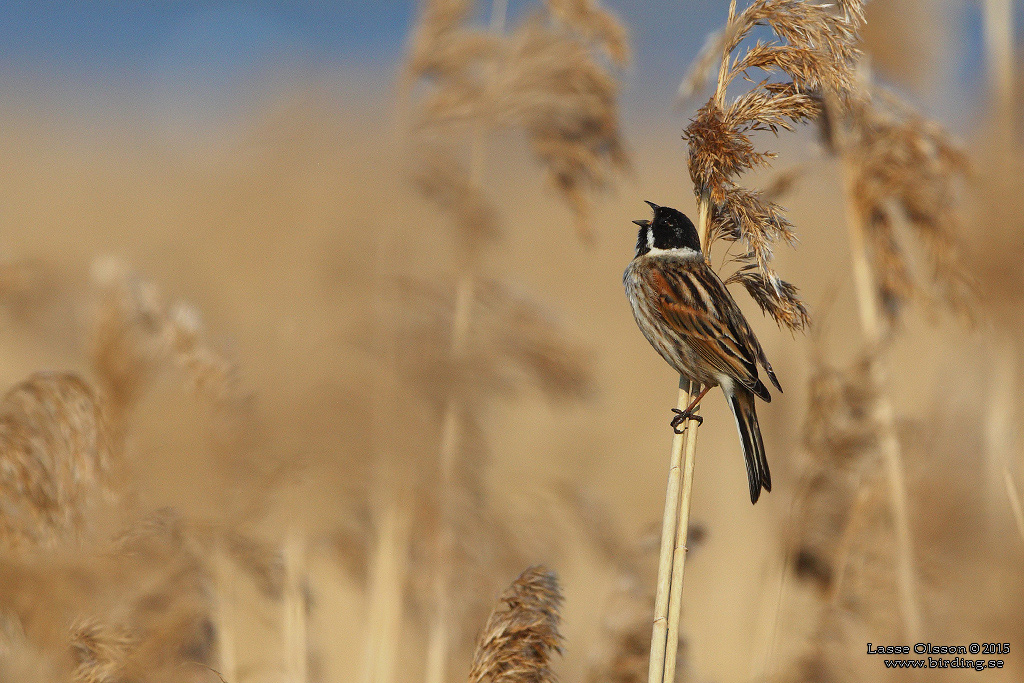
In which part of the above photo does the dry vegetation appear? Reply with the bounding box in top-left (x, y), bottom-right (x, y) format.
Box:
top-left (0, 1), bottom-right (1021, 683)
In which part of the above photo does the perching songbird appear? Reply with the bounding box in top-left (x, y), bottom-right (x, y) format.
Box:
top-left (623, 201), bottom-right (781, 504)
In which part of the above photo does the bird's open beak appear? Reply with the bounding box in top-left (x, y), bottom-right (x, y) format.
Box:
top-left (632, 219), bottom-right (650, 227)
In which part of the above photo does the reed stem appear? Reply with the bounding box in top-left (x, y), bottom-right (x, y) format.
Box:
top-left (648, 194), bottom-right (712, 683)
top-left (648, 379), bottom-right (695, 683)
top-left (362, 499), bottom-right (413, 683)
top-left (213, 541), bottom-right (238, 683)
top-left (423, 274), bottom-right (472, 683)
top-left (839, 152), bottom-right (923, 643)
top-left (284, 529), bottom-right (308, 683)
top-left (1003, 467), bottom-right (1024, 545)
top-left (663, 380), bottom-right (701, 683)
top-left (424, 4), bottom-right (509, 682)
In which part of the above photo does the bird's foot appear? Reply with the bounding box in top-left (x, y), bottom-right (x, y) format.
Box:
top-left (671, 407), bottom-right (703, 433)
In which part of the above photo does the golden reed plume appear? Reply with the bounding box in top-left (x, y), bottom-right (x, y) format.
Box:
top-left (468, 566), bottom-right (564, 683)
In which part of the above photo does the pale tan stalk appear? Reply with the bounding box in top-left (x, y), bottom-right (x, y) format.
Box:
top-left (649, 195), bottom-right (714, 683)
top-left (984, 340), bottom-right (1016, 528)
top-left (362, 500), bottom-right (413, 683)
top-left (663, 380), bottom-right (700, 683)
top-left (983, 0), bottom-right (1013, 131)
top-left (213, 541), bottom-right (238, 683)
top-left (423, 4), bottom-right (509, 682)
top-left (284, 529), bottom-right (308, 683)
top-left (839, 153), bottom-right (923, 643)
top-left (648, 379), bottom-right (694, 683)
top-left (423, 273), bottom-right (473, 683)
top-left (1003, 467), bottom-right (1024, 545)
top-left (982, 0), bottom-right (1015, 530)
top-left (714, 0), bottom-right (738, 108)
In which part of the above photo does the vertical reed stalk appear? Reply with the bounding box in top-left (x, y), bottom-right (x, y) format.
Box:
top-left (362, 499), bottom-right (413, 683)
top-left (284, 529), bottom-right (308, 683)
top-left (984, 341), bottom-right (1015, 527)
top-left (983, 0), bottom-right (1015, 531)
top-left (839, 153), bottom-right (923, 643)
top-left (213, 541), bottom-right (238, 683)
top-left (983, 0), bottom-right (1013, 136)
top-left (649, 1), bottom-right (736, 673)
top-left (423, 273), bottom-right (472, 683)
top-left (648, 189), bottom-right (715, 683)
top-left (1003, 468), bottom-right (1024, 544)
top-left (423, 5), bottom-right (509, 681)
top-left (648, 379), bottom-right (695, 683)
top-left (663, 380), bottom-right (700, 683)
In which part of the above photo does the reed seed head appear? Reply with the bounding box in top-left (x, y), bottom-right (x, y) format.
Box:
top-left (468, 566), bottom-right (564, 683)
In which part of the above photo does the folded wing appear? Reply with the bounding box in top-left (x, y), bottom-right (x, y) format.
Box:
top-left (648, 263), bottom-right (776, 400)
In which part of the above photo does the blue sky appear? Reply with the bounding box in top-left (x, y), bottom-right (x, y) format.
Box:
top-left (0, 1), bottom-right (1013, 129)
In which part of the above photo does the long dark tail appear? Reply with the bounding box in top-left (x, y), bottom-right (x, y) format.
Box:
top-left (726, 386), bottom-right (771, 504)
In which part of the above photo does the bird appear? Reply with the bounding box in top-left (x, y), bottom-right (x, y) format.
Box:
top-left (623, 200), bottom-right (782, 504)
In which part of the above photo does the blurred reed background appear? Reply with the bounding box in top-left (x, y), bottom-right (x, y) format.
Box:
top-left (0, 1), bottom-right (1021, 682)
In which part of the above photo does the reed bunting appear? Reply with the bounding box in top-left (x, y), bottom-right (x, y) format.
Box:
top-left (624, 201), bottom-right (781, 504)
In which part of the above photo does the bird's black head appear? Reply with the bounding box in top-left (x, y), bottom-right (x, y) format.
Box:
top-left (632, 201), bottom-right (702, 257)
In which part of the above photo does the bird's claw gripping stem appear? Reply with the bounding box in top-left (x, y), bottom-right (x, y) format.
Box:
top-left (671, 407), bottom-right (703, 433)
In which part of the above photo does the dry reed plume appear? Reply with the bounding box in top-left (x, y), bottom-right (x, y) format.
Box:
top-left (0, 372), bottom-right (116, 551)
top-left (0, 3), bottom-right (1019, 682)
top-left (0, 255), bottom-right (305, 683)
top-left (815, 65), bottom-right (973, 647)
top-left (771, 11), bottom-right (981, 678)
top-left (789, 350), bottom-right (878, 597)
top-left (467, 565), bottom-right (563, 683)
top-left (357, 3), bottom-right (629, 683)
top-left (684, 0), bottom-right (864, 328)
top-left (88, 257), bottom-right (255, 454)
top-left (406, 0), bottom-right (629, 242)
top-left (647, 4), bottom-right (865, 683)
top-left (822, 82), bottom-right (973, 328)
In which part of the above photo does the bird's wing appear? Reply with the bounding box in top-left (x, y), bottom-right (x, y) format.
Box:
top-left (648, 260), bottom-right (770, 399)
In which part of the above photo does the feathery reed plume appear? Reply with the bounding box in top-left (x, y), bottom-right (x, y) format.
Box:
top-left (790, 350), bottom-right (877, 597)
top-left (87, 258), bottom-right (280, 680)
top-left (467, 566), bottom-right (563, 683)
top-left (771, 338), bottom-right (908, 683)
top-left (0, 372), bottom-right (116, 551)
top-left (823, 85), bottom-right (973, 327)
top-left (495, 8), bottom-right (629, 239)
top-left (70, 618), bottom-right (137, 683)
top-left (652, 4), bottom-right (865, 683)
top-left (393, 3), bottom-right (618, 683)
top-left (820, 65), bottom-right (974, 644)
top-left (395, 277), bottom-right (593, 408)
top-left (2, 507), bottom-right (218, 683)
top-left (684, 0), bottom-right (865, 329)
top-left (88, 257), bottom-right (250, 434)
top-left (106, 510), bottom-right (218, 681)
top-left (388, 272), bottom-right (587, 683)
top-left (406, 0), bottom-right (629, 241)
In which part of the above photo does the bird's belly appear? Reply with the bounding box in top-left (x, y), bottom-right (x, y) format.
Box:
top-left (623, 269), bottom-right (718, 387)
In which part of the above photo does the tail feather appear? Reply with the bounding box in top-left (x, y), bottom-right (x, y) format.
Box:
top-left (727, 387), bottom-right (771, 504)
